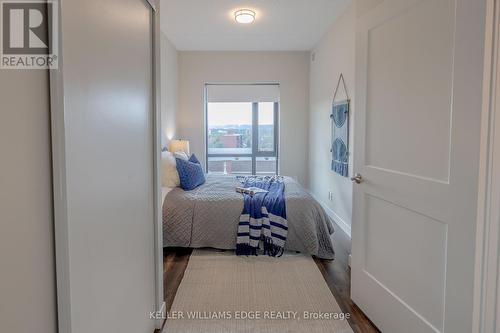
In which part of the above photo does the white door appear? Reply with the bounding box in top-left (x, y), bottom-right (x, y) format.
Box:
top-left (52, 0), bottom-right (156, 332)
top-left (351, 0), bottom-right (486, 332)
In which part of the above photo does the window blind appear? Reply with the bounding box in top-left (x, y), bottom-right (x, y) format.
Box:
top-left (206, 84), bottom-right (280, 103)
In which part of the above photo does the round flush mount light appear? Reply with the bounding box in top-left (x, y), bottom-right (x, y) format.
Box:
top-left (234, 9), bottom-right (255, 24)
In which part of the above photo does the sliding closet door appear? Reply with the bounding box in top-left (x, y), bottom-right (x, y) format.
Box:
top-left (53, 0), bottom-right (155, 332)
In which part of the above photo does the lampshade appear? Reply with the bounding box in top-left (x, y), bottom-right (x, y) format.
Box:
top-left (168, 139), bottom-right (190, 155)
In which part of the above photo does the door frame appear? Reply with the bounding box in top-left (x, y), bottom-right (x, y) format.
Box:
top-left (49, 0), bottom-right (163, 332)
top-left (473, 0), bottom-right (500, 331)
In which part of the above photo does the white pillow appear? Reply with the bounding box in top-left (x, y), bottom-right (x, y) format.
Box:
top-left (161, 151), bottom-right (180, 187)
top-left (173, 151), bottom-right (189, 160)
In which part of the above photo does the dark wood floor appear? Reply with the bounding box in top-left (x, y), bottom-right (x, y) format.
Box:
top-left (161, 225), bottom-right (380, 333)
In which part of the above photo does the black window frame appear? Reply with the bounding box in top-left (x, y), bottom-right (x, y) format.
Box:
top-left (204, 84), bottom-right (279, 175)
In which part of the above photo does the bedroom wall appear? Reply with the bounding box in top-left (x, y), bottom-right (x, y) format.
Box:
top-left (308, 2), bottom-right (356, 236)
top-left (161, 32), bottom-right (179, 148)
top-left (0, 69), bottom-right (57, 331)
top-left (177, 51), bottom-right (310, 186)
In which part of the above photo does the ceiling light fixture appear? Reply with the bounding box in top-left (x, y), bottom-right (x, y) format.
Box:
top-left (234, 9), bottom-right (255, 24)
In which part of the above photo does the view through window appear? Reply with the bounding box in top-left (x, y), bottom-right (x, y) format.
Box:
top-left (206, 85), bottom-right (279, 175)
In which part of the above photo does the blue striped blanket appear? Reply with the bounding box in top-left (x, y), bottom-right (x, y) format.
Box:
top-left (235, 176), bottom-right (288, 257)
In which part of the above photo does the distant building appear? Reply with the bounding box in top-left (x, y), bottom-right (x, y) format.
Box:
top-left (219, 134), bottom-right (243, 148)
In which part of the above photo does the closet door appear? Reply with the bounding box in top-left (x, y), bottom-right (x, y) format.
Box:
top-left (52, 0), bottom-right (155, 332)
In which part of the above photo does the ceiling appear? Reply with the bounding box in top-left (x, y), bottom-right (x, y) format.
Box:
top-left (160, 0), bottom-right (351, 51)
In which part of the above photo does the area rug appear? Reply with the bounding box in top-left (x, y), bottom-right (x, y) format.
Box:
top-left (163, 249), bottom-right (353, 333)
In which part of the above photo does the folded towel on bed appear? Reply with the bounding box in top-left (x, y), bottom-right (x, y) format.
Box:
top-left (236, 175), bottom-right (288, 257)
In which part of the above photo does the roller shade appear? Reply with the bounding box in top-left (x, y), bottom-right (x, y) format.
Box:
top-left (206, 84), bottom-right (280, 103)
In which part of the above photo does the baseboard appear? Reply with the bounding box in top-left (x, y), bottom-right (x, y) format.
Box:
top-left (328, 207), bottom-right (352, 238)
top-left (307, 190), bottom-right (351, 238)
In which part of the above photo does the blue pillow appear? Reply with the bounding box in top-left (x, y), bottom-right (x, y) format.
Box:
top-left (189, 153), bottom-right (201, 165)
top-left (176, 157), bottom-right (205, 190)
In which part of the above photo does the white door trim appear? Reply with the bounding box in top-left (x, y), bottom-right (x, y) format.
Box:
top-left (49, 1), bottom-right (162, 332)
top-left (473, 0), bottom-right (500, 332)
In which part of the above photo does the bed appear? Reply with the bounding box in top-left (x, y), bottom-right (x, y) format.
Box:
top-left (162, 174), bottom-right (336, 259)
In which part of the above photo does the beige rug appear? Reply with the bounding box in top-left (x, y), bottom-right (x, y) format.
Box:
top-left (163, 249), bottom-right (353, 333)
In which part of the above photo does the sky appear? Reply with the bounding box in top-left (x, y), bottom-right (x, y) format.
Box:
top-left (207, 102), bottom-right (274, 126)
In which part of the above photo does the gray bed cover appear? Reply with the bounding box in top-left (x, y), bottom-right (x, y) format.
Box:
top-left (163, 174), bottom-right (335, 259)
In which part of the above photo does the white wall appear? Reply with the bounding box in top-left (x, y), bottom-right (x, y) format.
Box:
top-left (308, 2), bottom-right (356, 235)
top-left (177, 51), bottom-right (310, 185)
top-left (356, 0), bottom-right (383, 18)
top-left (0, 71), bottom-right (57, 331)
top-left (161, 32), bottom-right (178, 147)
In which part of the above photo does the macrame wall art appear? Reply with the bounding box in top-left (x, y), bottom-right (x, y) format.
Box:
top-left (330, 74), bottom-right (350, 177)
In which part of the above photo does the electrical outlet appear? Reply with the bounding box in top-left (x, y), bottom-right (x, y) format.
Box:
top-left (328, 191), bottom-right (334, 201)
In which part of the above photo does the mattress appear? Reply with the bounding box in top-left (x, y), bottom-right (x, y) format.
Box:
top-left (162, 186), bottom-right (174, 203)
top-left (162, 174), bottom-right (335, 259)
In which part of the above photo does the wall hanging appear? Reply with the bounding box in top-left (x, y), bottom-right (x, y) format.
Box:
top-left (330, 74), bottom-right (350, 177)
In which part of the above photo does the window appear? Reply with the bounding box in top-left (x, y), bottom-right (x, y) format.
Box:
top-left (205, 84), bottom-right (279, 175)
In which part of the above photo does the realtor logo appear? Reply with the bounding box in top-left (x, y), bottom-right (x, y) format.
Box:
top-left (1, 0), bottom-right (58, 69)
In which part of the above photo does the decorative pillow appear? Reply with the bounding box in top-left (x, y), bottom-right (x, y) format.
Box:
top-left (173, 151), bottom-right (189, 160)
top-left (161, 151), bottom-right (180, 187)
top-left (176, 157), bottom-right (205, 190)
top-left (189, 153), bottom-right (201, 165)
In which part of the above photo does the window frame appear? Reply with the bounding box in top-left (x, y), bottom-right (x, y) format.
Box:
top-left (204, 84), bottom-right (279, 175)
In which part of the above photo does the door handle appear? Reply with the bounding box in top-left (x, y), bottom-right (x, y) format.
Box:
top-left (351, 173), bottom-right (363, 184)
